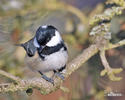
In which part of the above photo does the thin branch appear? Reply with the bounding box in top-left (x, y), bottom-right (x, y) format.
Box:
top-left (100, 50), bottom-right (112, 71)
top-left (106, 39), bottom-right (125, 50)
top-left (0, 70), bottom-right (21, 82)
top-left (100, 50), bottom-right (123, 81)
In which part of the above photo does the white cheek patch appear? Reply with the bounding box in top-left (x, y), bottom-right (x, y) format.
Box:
top-left (46, 31), bottom-right (62, 47)
top-left (33, 37), bottom-right (40, 48)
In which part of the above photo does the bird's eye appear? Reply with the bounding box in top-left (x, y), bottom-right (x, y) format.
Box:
top-left (47, 37), bottom-right (50, 42)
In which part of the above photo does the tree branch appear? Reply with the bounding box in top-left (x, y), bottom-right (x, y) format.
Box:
top-left (106, 39), bottom-right (125, 50)
top-left (100, 50), bottom-right (123, 81)
top-left (0, 70), bottom-right (21, 82)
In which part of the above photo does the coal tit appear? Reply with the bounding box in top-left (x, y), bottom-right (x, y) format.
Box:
top-left (19, 25), bottom-right (68, 84)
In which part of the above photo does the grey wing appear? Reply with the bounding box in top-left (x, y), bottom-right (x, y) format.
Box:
top-left (24, 54), bottom-right (42, 72)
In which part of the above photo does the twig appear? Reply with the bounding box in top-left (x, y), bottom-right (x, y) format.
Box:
top-left (0, 70), bottom-right (21, 82)
top-left (106, 39), bottom-right (125, 50)
top-left (100, 50), bottom-right (111, 71)
top-left (100, 50), bottom-right (123, 81)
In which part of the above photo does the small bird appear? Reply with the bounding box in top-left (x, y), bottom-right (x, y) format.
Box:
top-left (19, 25), bottom-right (68, 84)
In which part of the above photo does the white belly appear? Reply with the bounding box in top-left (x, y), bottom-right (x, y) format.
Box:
top-left (25, 48), bottom-right (68, 73)
top-left (38, 48), bottom-right (68, 72)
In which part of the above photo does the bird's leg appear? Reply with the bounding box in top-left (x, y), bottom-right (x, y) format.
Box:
top-left (53, 65), bottom-right (66, 80)
top-left (53, 70), bottom-right (65, 80)
top-left (38, 71), bottom-right (54, 85)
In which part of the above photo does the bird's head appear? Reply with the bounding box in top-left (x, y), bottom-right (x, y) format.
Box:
top-left (18, 38), bottom-right (37, 57)
top-left (34, 25), bottom-right (62, 47)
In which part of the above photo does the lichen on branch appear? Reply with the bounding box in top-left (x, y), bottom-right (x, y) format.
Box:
top-left (89, 0), bottom-right (125, 81)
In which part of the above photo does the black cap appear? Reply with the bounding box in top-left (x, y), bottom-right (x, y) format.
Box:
top-left (35, 25), bottom-right (56, 45)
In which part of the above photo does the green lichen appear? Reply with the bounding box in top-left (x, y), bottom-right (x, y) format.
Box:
top-left (89, 0), bottom-right (125, 26)
top-left (106, 0), bottom-right (125, 7)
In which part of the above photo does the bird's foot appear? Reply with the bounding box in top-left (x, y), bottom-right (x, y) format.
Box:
top-left (42, 74), bottom-right (54, 85)
top-left (55, 72), bottom-right (65, 80)
top-left (38, 71), bottom-right (54, 85)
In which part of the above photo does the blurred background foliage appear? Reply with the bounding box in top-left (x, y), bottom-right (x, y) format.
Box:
top-left (0, 0), bottom-right (125, 100)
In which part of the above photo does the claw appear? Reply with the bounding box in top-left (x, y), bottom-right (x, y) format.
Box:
top-left (55, 72), bottom-right (65, 80)
top-left (42, 75), bottom-right (54, 85)
top-left (38, 71), bottom-right (54, 85)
